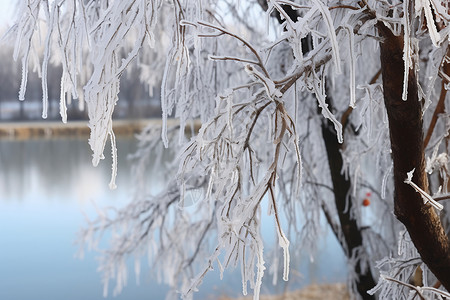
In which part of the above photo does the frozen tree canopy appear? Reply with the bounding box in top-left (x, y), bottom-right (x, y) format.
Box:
top-left (5, 0), bottom-right (450, 299)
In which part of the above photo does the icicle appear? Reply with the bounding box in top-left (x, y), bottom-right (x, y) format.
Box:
top-left (253, 241), bottom-right (265, 300)
top-left (60, 75), bottom-right (67, 123)
top-left (161, 60), bottom-right (170, 148)
top-left (344, 26), bottom-right (356, 108)
top-left (312, 75), bottom-right (343, 143)
top-left (381, 164), bottom-right (392, 199)
top-left (41, 1), bottom-right (56, 119)
top-left (42, 65), bottom-right (49, 119)
top-left (295, 138), bottom-right (302, 196)
top-left (70, 29), bottom-right (78, 100)
top-left (217, 259), bottom-right (224, 280)
top-left (241, 244), bottom-right (248, 296)
top-left (402, 0), bottom-right (411, 101)
top-left (421, 0), bottom-right (441, 46)
top-left (19, 56), bottom-right (29, 101)
top-left (277, 227), bottom-right (290, 281)
top-left (311, 0), bottom-right (341, 74)
top-left (109, 130), bottom-right (118, 190)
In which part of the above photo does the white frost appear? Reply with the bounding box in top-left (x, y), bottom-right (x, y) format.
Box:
top-left (404, 169), bottom-right (443, 211)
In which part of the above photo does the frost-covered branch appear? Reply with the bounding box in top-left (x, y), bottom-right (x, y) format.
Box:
top-left (9, 0), bottom-right (450, 299)
top-left (404, 169), bottom-right (444, 211)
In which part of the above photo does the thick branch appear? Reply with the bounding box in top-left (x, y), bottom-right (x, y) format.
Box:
top-left (378, 23), bottom-right (450, 290)
top-left (322, 118), bottom-right (376, 300)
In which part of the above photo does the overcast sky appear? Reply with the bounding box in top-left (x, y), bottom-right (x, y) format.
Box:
top-left (0, 0), bottom-right (15, 26)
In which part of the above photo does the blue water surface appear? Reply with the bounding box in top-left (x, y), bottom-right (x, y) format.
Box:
top-left (0, 137), bottom-right (347, 300)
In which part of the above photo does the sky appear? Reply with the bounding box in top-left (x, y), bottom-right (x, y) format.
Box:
top-left (0, 0), bottom-right (15, 27)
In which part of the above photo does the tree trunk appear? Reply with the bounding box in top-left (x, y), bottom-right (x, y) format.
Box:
top-left (322, 120), bottom-right (376, 299)
top-left (255, 2), bottom-right (377, 297)
top-left (378, 23), bottom-right (450, 290)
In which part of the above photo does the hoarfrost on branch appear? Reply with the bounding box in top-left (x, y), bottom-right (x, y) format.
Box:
top-left (6, 0), bottom-right (450, 299)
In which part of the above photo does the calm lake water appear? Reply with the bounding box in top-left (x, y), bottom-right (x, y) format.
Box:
top-left (0, 137), bottom-right (347, 300)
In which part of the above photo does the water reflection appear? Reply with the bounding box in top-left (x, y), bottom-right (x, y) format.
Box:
top-left (0, 137), bottom-right (166, 300)
top-left (0, 138), bottom-right (136, 204)
top-left (0, 137), bottom-right (347, 300)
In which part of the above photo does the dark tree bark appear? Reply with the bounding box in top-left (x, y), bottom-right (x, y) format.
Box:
top-left (322, 119), bottom-right (376, 300)
top-left (378, 23), bottom-right (450, 290)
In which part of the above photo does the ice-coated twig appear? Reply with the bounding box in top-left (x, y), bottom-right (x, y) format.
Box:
top-left (209, 55), bottom-right (259, 66)
top-left (191, 20), bottom-right (270, 78)
top-left (245, 64), bottom-right (282, 99)
top-left (15, 0), bottom-right (450, 299)
top-left (404, 169), bottom-right (444, 211)
top-left (311, 70), bottom-right (344, 143)
top-left (402, 0), bottom-right (411, 101)
top-left (311, 0), bottom-right (341, 74)
top-left (418, 0), bottom-right (441, 46)
top-left (380, 275), bottom-right (450, 299)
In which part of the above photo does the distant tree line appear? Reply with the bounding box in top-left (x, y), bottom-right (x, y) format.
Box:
top-left (0, 44), bottom-right (161, 121)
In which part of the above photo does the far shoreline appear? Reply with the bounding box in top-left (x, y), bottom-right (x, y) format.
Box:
top-left (217, 283), bottom-right (349, 300)
top-left (0, 118), bottom-right (200, 139)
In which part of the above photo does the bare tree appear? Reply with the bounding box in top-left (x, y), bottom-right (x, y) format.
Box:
top-left (4, 1), bottom-right (450, 299)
